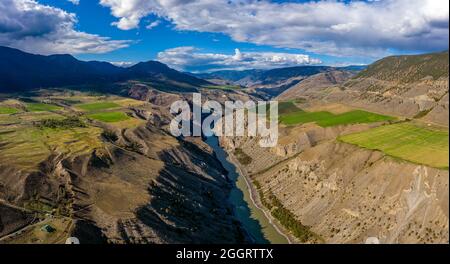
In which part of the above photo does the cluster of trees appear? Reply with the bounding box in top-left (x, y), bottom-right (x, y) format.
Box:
top-left (253, 179), bottom-right (320, 243)
top-left (253, 180), bottom-right (273, 210)
top-left (233, 148), bottom-right (252, 165)
top-left (270, 198), bottom-right (316, 243)
top-left (37, 117), bottom-right (86, 129)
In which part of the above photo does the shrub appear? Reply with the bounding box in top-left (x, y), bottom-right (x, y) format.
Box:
top-left (128, 141), bottom-right (143, 152)
top-left (234, 148), bottom-right (252, 165)
top-left (256, 184), bottom-right (322, 243)
top-left (37, 117), bottom-right (86, 129)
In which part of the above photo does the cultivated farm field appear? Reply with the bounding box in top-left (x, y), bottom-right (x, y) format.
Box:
top-left (280, 108), bottom-right (395, 127)
top-left (87, 111), bottom-right (131, 123)
top-left (0, 90), bottom-right (145, 170)
top-left (26, 102), bottom-right (62, 112)
top-left (339, 123), bottom-right (449, 169)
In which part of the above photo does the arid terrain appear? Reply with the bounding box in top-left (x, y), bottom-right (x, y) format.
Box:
top-left (218, 51), bottom-right (449, 244)
top-left (0, 48), bottom-right (448, 244)
top-left (0, 87), bottom-right (253, 244)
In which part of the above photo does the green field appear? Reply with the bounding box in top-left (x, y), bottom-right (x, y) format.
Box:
top-left (0, 106), bottom-right (19, 114)
top-left (339, 123), bottom-right (449, 169)
top-left (87, 111), bottom-right (130, 122)
top-left (26, 103), bottom-right (62, 112)
top-left (76, 102), bottom-right (120, 111)
top-left (280, 109), bottom-right (395, 127)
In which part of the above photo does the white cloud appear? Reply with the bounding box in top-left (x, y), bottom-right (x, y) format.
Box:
top-left (110, 61), bottom-right (136, 67)
top-left (99, 0), bottom-right (158, 30)
top-left (100, 0), bottom-right (449, 57)
top-left (157, 46), bottom-right (322, 71)
top-left (146, 20), bottom-right (160, 29)
top-left (0, 0), bottom-right (130, 55)
top-left (67, 0), bottom-right (80, 5)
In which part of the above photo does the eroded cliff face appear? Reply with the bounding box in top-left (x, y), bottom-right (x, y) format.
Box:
top-left (277, 71), bottom-right (354, 101)
top-left (1, 125), bottom-right (245, 244)
top-left (1, 126), bottom-right (245, 243)
top-left (220, 124), bottom-right (449, 244)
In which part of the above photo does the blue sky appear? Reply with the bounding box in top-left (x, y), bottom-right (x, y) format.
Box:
top-left (1, 0), bottom-right (448, 72)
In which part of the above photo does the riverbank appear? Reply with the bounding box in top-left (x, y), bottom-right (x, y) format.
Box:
top-left (225, 147), bottom-right (295, 244)
top-left (205, 136), bottom-right (289, 244)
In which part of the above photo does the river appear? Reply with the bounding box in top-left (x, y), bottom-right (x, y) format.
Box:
top-left (205, 136), bottom-right (288, 244)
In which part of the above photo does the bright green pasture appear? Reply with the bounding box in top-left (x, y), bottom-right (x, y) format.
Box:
top-left (339, 123), bottom-right (449, 169)
top-left (26, 103), bottom-right (62, 112)
top-left (280, 109), bottom-right (395, 127)
top-left (87, 111), bottom-right (130, 123)
top-left (0, 106), bottom-right (19, 114)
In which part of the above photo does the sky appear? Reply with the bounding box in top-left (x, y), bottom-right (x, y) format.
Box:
top-left (0, 0), bottom-right (448, 72)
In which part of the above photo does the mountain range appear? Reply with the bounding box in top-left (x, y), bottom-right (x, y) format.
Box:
top-left (0, 46), bottom-right (209, 93)
top-left (1, 46), bottom-right (367, 96)
top-left (193, 65), bottom-right (366, 87)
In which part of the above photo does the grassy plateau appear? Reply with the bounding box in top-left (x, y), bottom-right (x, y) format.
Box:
top-left (280, 109), bottom-right (395, 127)
top-left (26, 102), bottom-right (62, 112)
top-left (0, 91), bottom-right (143, 170)
top-left (87, 111), bottom-right (131, 123)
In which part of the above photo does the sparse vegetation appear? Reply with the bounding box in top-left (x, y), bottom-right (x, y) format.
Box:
top-left (277, 101), bottom-right (302, 115)
top-left (355, 51), bottom-right (449, 82)
top-left (128, 141), bottom-right (144, 152)
top-left (102, 130), bottom-right (118, 142)
top-left (414, 108), bottom-right (434, 119)
top-left (37, 117), bottom-right (86, 129)
top-left (280, 110), bottom-right (333, 125)
top-left (234, 148), bottom-right (252, 165)
top-left (202, 85), bottom-right (241, 90)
